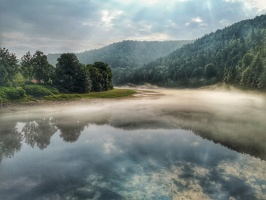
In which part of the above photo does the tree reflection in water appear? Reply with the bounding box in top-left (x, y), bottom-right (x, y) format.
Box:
top-left (57, 120), bottom-right (87, 143)
top-left (0, 100), bottom-right (265, 162)
top-left (0, 120), bottom-right (22, 162)
top-left (0, 114), bottom-right (107, 161)
top-left (22, 117), bottom-right (57, 149)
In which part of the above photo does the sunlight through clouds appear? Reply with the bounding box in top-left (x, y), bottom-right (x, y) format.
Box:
top-left (185, 17), bottom-right (206, 28)
top-left (0, 0), bottom-right (265, 56)
top-left (244, 0), bottom-right (266, 13)
top-left (101, 10), bottom-right (124, 28)
top-left (226, 0), bottom-right (266, 13)
top-left (192, 17), bottom-right (203, 23)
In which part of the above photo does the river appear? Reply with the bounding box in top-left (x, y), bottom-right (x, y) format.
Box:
top-left (0, 88), bottom-right (265, 199)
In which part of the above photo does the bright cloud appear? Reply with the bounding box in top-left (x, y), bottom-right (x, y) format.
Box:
top-left (101, 10), bottom-right (124, 27)
top-left (192, 17), bottom-right (203, 23)
top-left (226, 0), bottom-right (266, 13)
top-left (0, 0), bottom-right (265, 57)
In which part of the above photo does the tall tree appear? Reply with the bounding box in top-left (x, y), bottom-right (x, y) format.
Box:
top-left (21, 51), bottom-right (34, 81)
top-left (88, 62), bottom-right (113, 92)
top-left (32, 50), bottom-right (54, 83)
top-left (0, 65), bottom-right (8, 86)
top-left (0, 48), bottom-right (19, 86)
top-left (54, 53), bottom-right (91, 93)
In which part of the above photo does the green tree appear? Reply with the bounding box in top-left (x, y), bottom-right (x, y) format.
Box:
top-left (240, 53), bottom-right (264, 88)
top-left (13, 73), bottom-right (24, 87)
top-left (0, 65), bottom-right (8, 86)
top-left (21, 51), bottom-right (34, 81)
top-left (32, 50), bottom-right (54, 83)
top-left (88, 64), bottom-right (102, 91)
top-left (241, 53), bottom-right (254, 69)
top-left (0, 48), bottom-right (19, 86)
top-left (88, 62), bottom-right (113, 92)
top-left (204, 63), bottom-right (217, 79)
top-left (54, 53), bottom-right (91, 93)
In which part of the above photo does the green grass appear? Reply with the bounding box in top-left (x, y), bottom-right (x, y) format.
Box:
top-left (43, 89), bottom-right (136, 101)
top-left (0, 87), bottom-right (27, 102)
top-left (0, 86), bottom-right (136, 104)
top-left (23, 85), bottom-right (59, 98)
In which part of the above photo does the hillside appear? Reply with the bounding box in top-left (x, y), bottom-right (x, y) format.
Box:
top-left (115, 15), bottom-right (266, 89)
top-left (47, 40), bottom-right (191, 68)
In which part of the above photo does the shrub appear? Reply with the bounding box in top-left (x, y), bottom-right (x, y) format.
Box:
top-left (40, 84), bottom-right (59, 94)
top-left (23, 85), bottom-right (53, 98)
top-left (0, 87), bottom-right (26, 101)
top-left (24, 81), bottom-right (35, 85)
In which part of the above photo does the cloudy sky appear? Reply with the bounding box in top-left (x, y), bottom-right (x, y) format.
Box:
top-left (0, 0), bottom-right (266, 57)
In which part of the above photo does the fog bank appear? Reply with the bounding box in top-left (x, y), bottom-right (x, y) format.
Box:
top-left (1, 88), bottom-right (266, 159)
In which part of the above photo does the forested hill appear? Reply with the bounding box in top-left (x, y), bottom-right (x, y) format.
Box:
top-left (47, 40), bottom-right (191, 68)
top-left (114, 14), bottom-right (266, 89)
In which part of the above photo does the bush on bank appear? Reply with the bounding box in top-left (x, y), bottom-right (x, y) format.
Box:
top-left (23, 85), bottom-right (59, 98)
top-left (0, 87), bottom-right (26, 102)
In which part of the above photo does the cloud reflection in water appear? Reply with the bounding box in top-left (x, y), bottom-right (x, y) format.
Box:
top-left (0, 88), bottom-right (266, 199)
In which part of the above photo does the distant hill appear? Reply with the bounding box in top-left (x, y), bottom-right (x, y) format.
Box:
top-left (115, 15), bottom-right (266, 89)
top-left (47, 40), bottom-right (191, 68)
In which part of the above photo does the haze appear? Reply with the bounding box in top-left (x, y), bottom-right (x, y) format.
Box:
top-left (3, 88), bottom-right (266, 160)
top-left (1, 0), bottom-right (266, 57)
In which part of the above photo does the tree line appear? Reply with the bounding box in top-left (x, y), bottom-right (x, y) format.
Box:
top-left (0, 49), bottom-right (112, 93)
top-left (47, 40), bottom-right (191, 68)
top-left (113, 15), bottom-right (266, 89)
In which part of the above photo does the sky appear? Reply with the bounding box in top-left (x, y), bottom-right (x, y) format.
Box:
top-left (0, 0), bottom-right (266, 57)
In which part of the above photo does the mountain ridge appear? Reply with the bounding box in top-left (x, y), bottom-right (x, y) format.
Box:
top-left (47, 40), bottom-right (192, 68)
top-left (114, 14), bottom-right (266, 89)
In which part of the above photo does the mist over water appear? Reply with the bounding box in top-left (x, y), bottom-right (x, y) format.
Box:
top-left (6, 87), bottom-right (265, 159)
top-left (0, 88), bottom-right (266, 199)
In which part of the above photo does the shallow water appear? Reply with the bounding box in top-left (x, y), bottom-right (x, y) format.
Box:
top-left (0, 89), bottom-right (266, 199)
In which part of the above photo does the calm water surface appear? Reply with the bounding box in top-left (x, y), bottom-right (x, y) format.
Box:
top-left (0, 89), bottom-right (266, 199)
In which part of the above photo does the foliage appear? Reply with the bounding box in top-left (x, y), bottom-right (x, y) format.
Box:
top-left (20, 51), bottom-right (34, 80)
top-left (23, 85), bottom-right (58, 98)
top-left (13, 73), bottom-right (24, 87)
top-left (47, 40), bottom-right (191, 84)
top-left (32, 50), bottom-right (54, 83)
top-left (40, 84), bottom-right (60, 94)
top-left (0, 48), bottom-right (19, 86)
top-left (43, 89), bottom-right (136, 101)
top-left (88, 62), bottom-right (113, 92)
top-left (54, 53), bottom-right (91, 93)
top-left (0, 65), bottom-right (8, 86)
top-left (47, 40), bottom-right (191, 67)
top-left (0, 86), bottom-right (131, 103)
top-left (0, 50), bottom-right (114, 102)
top-left (113, 15), bottom-right (266, 89)
top-left (0, 87), bottom-right (26, 101)
top-left (204, 63), bottom-right (217, 79)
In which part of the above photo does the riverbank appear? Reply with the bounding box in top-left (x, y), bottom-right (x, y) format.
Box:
top-left (0, 88), bottom-right (137, 113)
top-left (0, 87), bottom-right (266, 160)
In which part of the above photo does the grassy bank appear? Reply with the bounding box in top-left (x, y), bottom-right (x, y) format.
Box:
top-left (0, 85), bottom-right (136, 104)
top-left (43, 88), bottom-right (136, 101)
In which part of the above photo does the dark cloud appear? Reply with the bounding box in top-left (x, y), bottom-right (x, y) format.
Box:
top-left (0, 0), bottom-right (265, 57)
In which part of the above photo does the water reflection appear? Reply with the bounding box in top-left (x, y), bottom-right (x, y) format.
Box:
top-left (56, 118), bottom-right (88, 143)
top-left (0, 120), bottom-right (22, 162)
top-left (0, 124), bottom-right (265, 200)
top-left (0, 89), bottom-right (266, 199)
top-left (22, 118), bottom-right (57, 149)
top-left (0, 113), bottom-right (112, 162)
top-left (0, 107), bottom-right (265, 161)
